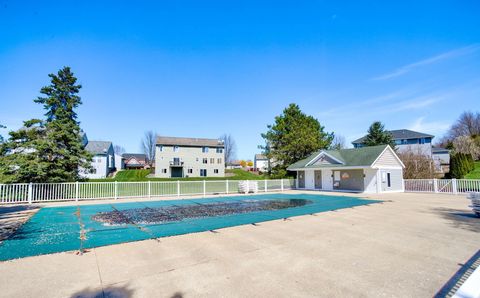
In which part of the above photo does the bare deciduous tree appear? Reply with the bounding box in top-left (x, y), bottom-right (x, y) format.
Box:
top-left (442, 111), bottom-right (480, 144)
top-left (220, 134), bottom-right (236, 166)
top-left (453, 135), bottom-right (480, 160)
top-left (398, 150), bottom-right (436, 179)
top-left (142, 131), bottom-right (157, 167)
top-left (113, 145), bottom-right (125, 155)
top-left (330, 134), bottom-right (346, 150)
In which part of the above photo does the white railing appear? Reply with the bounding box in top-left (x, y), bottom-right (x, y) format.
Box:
top-left (404, 179), bottom-right (480, 194)
top-left (0, 179), bottom-right (295, 204)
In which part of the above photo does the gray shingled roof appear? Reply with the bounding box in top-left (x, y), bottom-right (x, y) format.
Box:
top-left (156, 136), bottom-right (224, 147)
top-left (122, 153), bottom-right (147, 160)
top-left (352, 129), bottom-right (434, 144)
top-left (287, 145), bottom-right (389, 170)
top-left (85, 141), bottom-right (112, 155)
top-left (255, 154), bottom-right (267, 160)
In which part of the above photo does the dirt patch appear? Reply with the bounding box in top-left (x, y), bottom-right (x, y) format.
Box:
top-left (0, 205), bottom-right (40, 243)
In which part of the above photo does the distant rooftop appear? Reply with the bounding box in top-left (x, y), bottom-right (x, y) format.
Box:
top-left (352, 129), bottom-right (434, 144)
top-left (156, 136), bottom-right (224, 148)
top-left (255, 154), bottom-right (267, 160)
top-left (85, 141), bottom-right (112, 155)
top-left (122, 153), bottom-right (147, 160)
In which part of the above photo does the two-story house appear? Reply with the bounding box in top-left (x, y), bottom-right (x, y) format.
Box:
top-left (352, 129), bottom-right (434, 156)
top-left (81, 140), bottom-right (116, 179)
top-left (154, 136), bottom-right (225, 178)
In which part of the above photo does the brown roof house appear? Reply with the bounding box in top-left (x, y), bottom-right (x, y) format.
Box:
top-left (122, 153), bottom-right (149, 169)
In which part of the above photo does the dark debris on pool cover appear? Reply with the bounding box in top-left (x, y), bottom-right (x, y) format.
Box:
top-left (92, 199), bottom-right (312, 226)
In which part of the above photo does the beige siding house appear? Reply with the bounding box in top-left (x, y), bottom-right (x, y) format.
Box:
top-left (154, 136), bottom-right (225, 178)
top-left (287, 145), bottom-right (404, 193)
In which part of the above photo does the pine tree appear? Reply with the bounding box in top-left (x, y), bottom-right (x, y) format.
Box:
top-left (363, 121), bottom-right (396, 148)
top-left (0, 67), bottom-right (91, 183)
top-left (260, 103), bottom-right (334, 177)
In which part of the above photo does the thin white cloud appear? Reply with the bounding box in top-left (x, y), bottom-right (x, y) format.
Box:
top-left (372, 44), bottom-right (480, 81)
top-left (408, 117), bottom-right (450, 136)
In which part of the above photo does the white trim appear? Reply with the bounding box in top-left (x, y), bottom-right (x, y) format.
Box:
top-left (370, 145), bottom-right (405, 168)
top-left (372, 166), bottom-right (403, 170)
top-left (305, 151), bottom-right (344, 167)
top-left (289, 166), bottom-right (370, 171)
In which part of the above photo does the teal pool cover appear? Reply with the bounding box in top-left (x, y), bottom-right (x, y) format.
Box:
top-left (0, 194), bottom-right (379, 261)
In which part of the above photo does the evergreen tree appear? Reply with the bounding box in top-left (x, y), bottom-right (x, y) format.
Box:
top-left (0, 124), bottom-right (5, 144)
top-left (363, 121), bottom-right (396, 148)
top-left (260, 103), bottom-right (333, 177)
top-left (0, 67), bottom-right (91, 183)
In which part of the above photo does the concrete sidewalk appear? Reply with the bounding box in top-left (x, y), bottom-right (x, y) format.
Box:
top-left (0, 192), bottom-right (479, 297)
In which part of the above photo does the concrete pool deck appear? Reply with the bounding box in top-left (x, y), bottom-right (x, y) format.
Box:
top-left (0, 191), bottom-right (479, 297)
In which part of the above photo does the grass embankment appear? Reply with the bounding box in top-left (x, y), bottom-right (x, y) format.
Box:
top-left (90, 169), bottom-right (267, 182)
top-left (465, 161), bottom-right (480, 179)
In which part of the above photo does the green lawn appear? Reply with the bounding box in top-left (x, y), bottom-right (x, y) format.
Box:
top-left (90, 169), bottom-right (268, 182)
top-left (465, 161), bottom-right (480, 179)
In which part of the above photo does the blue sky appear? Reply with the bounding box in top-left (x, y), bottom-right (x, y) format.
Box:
top-left (1, 1), bottom-right (479, 160)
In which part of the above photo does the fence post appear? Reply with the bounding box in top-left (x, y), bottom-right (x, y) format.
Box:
top-left (226, 180), bottom-right (229, 194)
top-left (114, 181), bottom-right (118, 200)
top-left (177, 180), bottom-right (180, 198)
top-left (28, 182), bottom-right (33, 204)
top-left (433, 178), bottom-right (438, 193)
top-left (281, 179), bottom-right (284, 192)
top-left (148, 181), bottom-right (151, 199)
top-left (452, 178), bottom-right (458, 195)
top-left (264, 179), bottom-right (268, 192)
top-left (203, 180), bottom-right (206, 197)
top-left (75, 181), bottom-right (79, 202)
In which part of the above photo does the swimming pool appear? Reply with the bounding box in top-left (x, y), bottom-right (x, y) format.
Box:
top-left (0, 194), bottom-right (379, 261)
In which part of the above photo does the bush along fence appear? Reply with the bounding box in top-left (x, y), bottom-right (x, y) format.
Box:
top-left (404, 179), bottom-right (480, 194)
top-left (0, 179), bottom-right (296, 204)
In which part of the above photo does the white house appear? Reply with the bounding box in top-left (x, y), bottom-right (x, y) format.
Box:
top-left (287, 145), bottom-right (404, 194)
top-left (254, 154), bottom-right (269, 172)
top-left (81, 141), bottom-right (115, 179)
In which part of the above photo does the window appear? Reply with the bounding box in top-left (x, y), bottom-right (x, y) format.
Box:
top-left (203, 158), bottom-right (208, 164)
top-left (158, 145), bottom-right (163, 152)
top-left (217, 158), bottom-right (222, 164)
top-left (188, 169), bottom-right (193, 174)
top-left (210, 158), bottom-right (215, 164)
top-left (174, 146), bottom-right (179, 152)
top-left (200, 169), bottom-right (207, 177)
top-left (216, 148), bottom-right (223, 153)
top-left (162, 169), bottom-right (167, 174)
top-left (202, 147), bottom-right (209, 153)
top-left (214, 169), bottom-right (219, 174)
top-left (387, 173), bottom-right (391, 187)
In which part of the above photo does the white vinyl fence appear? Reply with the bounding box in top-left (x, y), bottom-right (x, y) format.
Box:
top-left (404, 179), bottom-right (480, 194)
top-left (0, 179), bottom-right (296, 204)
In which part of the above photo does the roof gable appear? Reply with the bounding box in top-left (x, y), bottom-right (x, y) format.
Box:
top-left (85, 141), bottom-right (112, 155)
top-left (307, 152), bottom-right (343, 166)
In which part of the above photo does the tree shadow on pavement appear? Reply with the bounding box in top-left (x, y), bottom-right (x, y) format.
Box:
top-left (70, 285), bottom-right (134, 298)
top-left (432, 207), bottom-right (480, 233)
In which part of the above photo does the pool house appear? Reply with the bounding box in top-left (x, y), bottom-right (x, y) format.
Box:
top-left (287, 145), bottom-right (404, 193)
